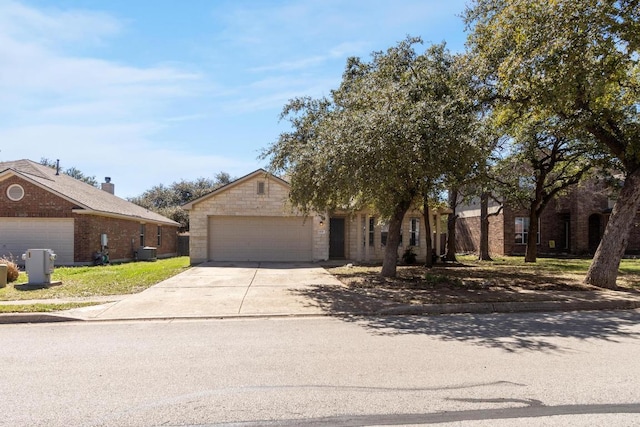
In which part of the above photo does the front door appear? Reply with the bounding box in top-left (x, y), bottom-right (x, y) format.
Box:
top-left (588, 214), bottom-right (602, 254)
top-left (329, 217), bottom-right (345, 259)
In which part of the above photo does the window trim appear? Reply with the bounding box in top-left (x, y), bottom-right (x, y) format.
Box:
top-left (157, 225), bottom-right (162, 247)
top-left (140, 223), bottom-right (146, 247)
top-left (515, 217), bottom-right (540, 245)
top-left (368, 217), bottom-right (375, 247)
top-left (409, 217), bottom-right (420, 246)
top-left (257, 181), bottom-right (265, 195)
top-left (6, 184), bottom-right (25, 201)
top-left (380, 223), bottom-right (389, 246)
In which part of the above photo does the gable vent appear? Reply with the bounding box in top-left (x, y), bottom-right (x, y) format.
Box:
top-left (7, 184), bottom-right (25, 201)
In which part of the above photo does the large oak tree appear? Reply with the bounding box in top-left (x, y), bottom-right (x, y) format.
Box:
top-left (263, 38), bottom-right (480, 277)
top-left (492, 119), bottom-right (596, 262)
top-left (465, 0), bottom-right (640, 288)
top-left (129, 173), bottom-right (232, 231)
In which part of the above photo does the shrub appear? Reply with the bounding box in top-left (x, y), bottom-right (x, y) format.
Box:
top-left (402, 247), bottom-right (417, 265)
top-left (0, 257), bottom-right (20, 283)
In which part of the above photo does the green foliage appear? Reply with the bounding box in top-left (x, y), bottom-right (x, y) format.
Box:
top-left (423, 272), bottom-right (463, 287)
top-left (490, 118), bottom-right (597, 262)
top-left (465, 0), bottom-right (640, 286)
top-left (39, 158), bottom-right (99, 187)
top-left (265, 38), bottom-right (481, 216)
top-left (128, 175), bottom-right (233, 230)
top-left (401, 247), bottom-right (417, 265)
top-left (465, 0), bottom-right (639, 168)
top-left (263, 37), bottom-right (485, 276)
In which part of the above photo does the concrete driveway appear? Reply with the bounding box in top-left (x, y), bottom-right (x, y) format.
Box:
top-left (76, 262), bottom-right (344, 321)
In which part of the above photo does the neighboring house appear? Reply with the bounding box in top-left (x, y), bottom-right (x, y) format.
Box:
top-left (0, 159), bottom-right (179, 265)
top-left (456, 178), bottom-right (640, 256)
top-left (183, 169), bottom-right (450, 264)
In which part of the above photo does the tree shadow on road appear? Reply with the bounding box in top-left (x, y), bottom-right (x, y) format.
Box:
top-left (292, 284), bottom-right (640, 353)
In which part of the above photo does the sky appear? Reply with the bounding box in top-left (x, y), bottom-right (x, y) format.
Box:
top-left (0, 0), bottom-right (470, 198)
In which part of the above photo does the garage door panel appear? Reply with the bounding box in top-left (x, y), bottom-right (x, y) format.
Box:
top-left (0, 218), bottom-right (74, 264)
top-left (209, 216), bottom-right (312, 262)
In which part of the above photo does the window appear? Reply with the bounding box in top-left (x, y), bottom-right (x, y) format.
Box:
top-left (381, 222), bottom-right (402, 246)
top-left (257, 181), bottom-right (265, 195)
top-left (368, 217), bottom-right (375, 247)
top-left (410, 218), bottom-right (420, 246)
top-left (381, 223), bottom-right (389, 246)
top-left (157, 226), bottom-right (162, 246)
top-left (515, 217), bottom-right (540, 244)
top-left (140, 224), bottom-right (146, 247)
top-left (6, 184), bottom-right (24, 201)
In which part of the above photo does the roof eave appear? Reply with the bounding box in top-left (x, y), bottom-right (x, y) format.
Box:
top-left (183, 168), bottom-right (289, 210)
top-left (1, 169), bottom-right (93, 210)
top-left (72, 209), bottom-right (180, 226)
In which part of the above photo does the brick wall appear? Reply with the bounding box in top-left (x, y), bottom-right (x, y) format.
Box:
top-left (455, 211), bottom-right (505, 256)
top-left (73, 215), bottom-right (177, 263)
top-left (0, 176), bottom-right (76, 217)
top-left (1, 176), bottom-right (178, 264)
top-left (457, 180), bottom-right (640, 257)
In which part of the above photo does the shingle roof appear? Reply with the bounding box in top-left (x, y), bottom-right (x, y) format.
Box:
top-left (0, 159), bottom-right (179, 226)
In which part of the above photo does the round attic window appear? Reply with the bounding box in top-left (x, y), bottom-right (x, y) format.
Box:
top-left (7, 184), bottom-right (25, 201)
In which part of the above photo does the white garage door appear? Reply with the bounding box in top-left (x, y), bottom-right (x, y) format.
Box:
top-left (208, 216), bottom-right (313, 262)
top-left (0, 218), bottom-right (74, 265)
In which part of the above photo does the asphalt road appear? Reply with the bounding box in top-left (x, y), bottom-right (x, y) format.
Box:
top-left (1, 310), bottom-right (640, 426)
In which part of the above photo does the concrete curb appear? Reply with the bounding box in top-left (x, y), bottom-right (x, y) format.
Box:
top-left (0, 313), bottom-right (82, 324)
top-left (2, 298), bottom-right (640, 324)
top-left (377, 299), bottom-right (640, 316)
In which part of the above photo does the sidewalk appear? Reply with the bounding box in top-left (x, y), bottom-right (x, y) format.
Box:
top-left (2, 262), bottom-right (640, 324)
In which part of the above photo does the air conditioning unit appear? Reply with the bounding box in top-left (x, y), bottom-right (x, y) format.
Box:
top-left (137, 246), bottom-right (157, 261)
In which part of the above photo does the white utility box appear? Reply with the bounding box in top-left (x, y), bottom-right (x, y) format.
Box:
top-left (22, 249), bottom-right (56, 285)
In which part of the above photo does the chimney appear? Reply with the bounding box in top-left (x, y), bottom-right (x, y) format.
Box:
top-left (101, 177), bottom-right (115, 195)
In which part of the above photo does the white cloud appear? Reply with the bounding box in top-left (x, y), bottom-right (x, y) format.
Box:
top-left (0, 0), bottom-right (203, 125)
top-left (0, 0), bottom-right (121, 47)
top-left (0, 1), bottom-right (212, 192)
top-left (0, 0), bottom-right (471, 197)
top-left (0, 122), bottom-right (255, 198)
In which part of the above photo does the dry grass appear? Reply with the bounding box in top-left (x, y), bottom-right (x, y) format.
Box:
top-left (325, 256), bottom-right (640, 305)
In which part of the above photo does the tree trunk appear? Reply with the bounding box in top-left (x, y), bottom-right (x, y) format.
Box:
top-left (524, 209), bottom-right (539, 263)
top-left (584, 168), bottom-right (640, 288)
top-left (446, 189), bottom-right (458, 262)
top-left (478, 191), bottom-right (492, 261)
top-left (380, 202), bottom-right (411, 278)
top-left (423, 201), bottom-right (433, 268)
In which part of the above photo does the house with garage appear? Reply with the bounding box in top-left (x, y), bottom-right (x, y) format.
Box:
top-left (455, 178), bottom-right (640, 257)
top-left (0, 159), bottom-right (179, 265)
top-left (184, 169), bottom-right (450, 264)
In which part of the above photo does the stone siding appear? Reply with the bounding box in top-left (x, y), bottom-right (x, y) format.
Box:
top-left (188, 173), bottom-right (327, 264)
top-left (343, 208), bottom-right (449, 263)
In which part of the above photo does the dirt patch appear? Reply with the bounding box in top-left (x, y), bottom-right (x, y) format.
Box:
top-left (325, 263), bottom-right (638, 305)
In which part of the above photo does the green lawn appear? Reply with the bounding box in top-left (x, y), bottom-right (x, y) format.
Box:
top-left (0, 256), bottom-right (191, 301)
top-left (0, 302), bottom-right (102, 313)
top-left (457, 255), bottom-right (640, 286)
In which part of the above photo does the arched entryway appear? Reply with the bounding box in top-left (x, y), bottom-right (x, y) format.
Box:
top-left (588, 214), bottom-right (602, 254)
